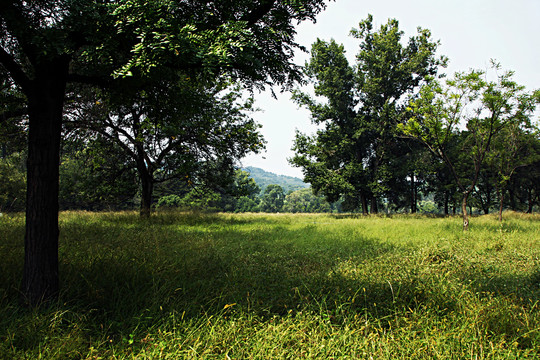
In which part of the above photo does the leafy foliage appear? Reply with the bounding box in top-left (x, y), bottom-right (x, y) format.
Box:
top-left (110, 0), bottom-right (330, 89)
top-left (0, 152), bottom-right (25, 212)
top-left (59, 137), bottom-right (138, 211)
top-left (260, 184), bottom-right (285, 212)
top-left (401, 64), bottom-right (540, 227)
top-left (283, 188), bottom-right (333, 213)
top-left (291, 15), bottom-right (445, 213)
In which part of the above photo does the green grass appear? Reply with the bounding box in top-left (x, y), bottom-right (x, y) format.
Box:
top-left (1, 211), bottom-right (539, 359)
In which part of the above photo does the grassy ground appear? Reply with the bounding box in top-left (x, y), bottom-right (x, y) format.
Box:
top-left (0, 211), bottom-right (539, 359)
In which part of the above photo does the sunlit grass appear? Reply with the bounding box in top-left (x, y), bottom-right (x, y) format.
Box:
top-left (1, 211), bottom-right (539, 358)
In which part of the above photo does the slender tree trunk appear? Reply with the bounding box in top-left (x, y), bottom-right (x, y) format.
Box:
top-left (478, 191), bottom-right (489, 214)
top-left (410, 174), bottom-right (417, 214)
top-left (414, 178), bottom-right (418, 213)
top-left (461, 192), bottom-right (470, 231)
top-left (21, 58), bottom-right (69, 306)
top-left (498, 189), bottom-right (504, 222)
top-left (444, 191), bottom-right (449, 215)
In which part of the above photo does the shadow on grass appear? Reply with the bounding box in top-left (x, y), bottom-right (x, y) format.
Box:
top-left (1, 212), bottom-right (539, 355)
top-left (57, 221), bottom-right (398, 315)
top-left (1, 218), bottom-right (401, 347)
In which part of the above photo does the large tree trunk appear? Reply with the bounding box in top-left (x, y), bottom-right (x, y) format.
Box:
top-left (21, 58), bottom-right (69, 306)
top-left (370, 196), bottom-right (378, 214)
top-left (138, 165), bottom-right (154, 217)
top-left (360, 192), bottom-right (368, 215)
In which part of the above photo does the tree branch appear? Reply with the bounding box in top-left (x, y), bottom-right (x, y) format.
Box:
top-left (242, 0), bottom-right (277, 26)
top-left (0, 46), bottom-right (32, 93)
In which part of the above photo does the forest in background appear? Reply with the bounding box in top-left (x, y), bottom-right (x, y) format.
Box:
top-left (1, 146), bottom-right (539, 216)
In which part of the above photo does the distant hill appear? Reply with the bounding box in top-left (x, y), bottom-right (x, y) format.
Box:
top-left (242, 166), bottom-right (309, 194)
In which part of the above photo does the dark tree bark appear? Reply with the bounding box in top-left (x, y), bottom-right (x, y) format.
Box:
top-left (139, 168), bottom-right (154, 218)
top-left (360, 192), bottom-right (368, 215)
top-left (370, 196), bottom-right (378, 214)
top-left (21, 57), bottom-right (69, 305)
top-left (410, 173), bottom-right (417, 214)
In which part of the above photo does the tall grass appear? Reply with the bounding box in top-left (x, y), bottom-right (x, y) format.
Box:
top-left (1, 211), bottom-right (539, 359)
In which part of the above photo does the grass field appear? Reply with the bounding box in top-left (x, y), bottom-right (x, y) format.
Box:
top-left (0, 211), bottom-right (539, 359)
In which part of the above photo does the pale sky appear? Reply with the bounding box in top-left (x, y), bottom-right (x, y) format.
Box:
top-left (241, 0), bottom-right (540, 178)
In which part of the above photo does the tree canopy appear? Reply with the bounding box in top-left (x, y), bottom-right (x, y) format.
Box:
top-left (291, 15), bottom-right (445, 214)
top-left (400, 64), bottom-right (540, 229)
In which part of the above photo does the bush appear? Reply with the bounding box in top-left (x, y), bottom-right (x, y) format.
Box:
top-left (157, 194), bottom-right (183, 209)
top-left (0, 153), bottom-right (26, 212)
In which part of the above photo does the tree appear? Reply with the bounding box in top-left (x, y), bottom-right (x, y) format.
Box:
top-left (290, 15), bottom-right (444, 214)
top-left (400, 64), bottom-right (539, 229)
top-left (0, 0), bottom-right (330, 305)
top-left (214, 169), bottom-right (261, 212)
top-left (66, 80), bottom-right (263, 217)
top-left (283, 188), bottom-right (332, 213)
top-left (509, 143), bottom-right (540, 213)
top-left (235, 196), bottom-right (261, 213)
top-left (260, 184), bottom-right (285, 213)
top-left (487, 113), bottom-right (540, 221)
top-left (159, 168), bottom-right (261, 212)
top-left (0, 71), bottom-right (26, 157)
top-left (0, 151), bottom-right (25, 212)
top-left (59, 136), bottom-right (138, 211)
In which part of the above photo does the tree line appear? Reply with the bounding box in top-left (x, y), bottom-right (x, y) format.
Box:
top-left (3, 138), bottom-right (538, 216)
top-left (0, 147), bottom-right (338, 213)
top-left (290, 15), bottom-right (540, 230)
